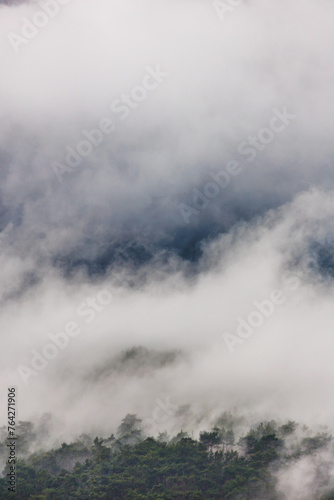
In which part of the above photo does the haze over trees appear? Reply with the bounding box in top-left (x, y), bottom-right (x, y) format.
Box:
top-left (1, 415), bottom-right (334, 499)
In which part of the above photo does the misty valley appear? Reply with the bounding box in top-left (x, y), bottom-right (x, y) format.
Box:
top-left (1, 0), bottom-right (334, 498)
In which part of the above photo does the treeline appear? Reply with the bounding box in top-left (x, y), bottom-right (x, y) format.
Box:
top-left (1, 415), bottom-right (334, 499)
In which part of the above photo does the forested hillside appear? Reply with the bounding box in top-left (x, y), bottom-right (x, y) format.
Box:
top-left (1, 416), bottom-right (334, 499)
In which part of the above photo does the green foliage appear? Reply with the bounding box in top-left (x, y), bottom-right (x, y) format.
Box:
top-left (199, 430), bottom-right (221, 452)
top-left (0, 417), bottom-right (332, 499)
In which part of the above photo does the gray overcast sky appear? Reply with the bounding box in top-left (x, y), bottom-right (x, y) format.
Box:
top-left (1, 0), bottom-right (334, 469)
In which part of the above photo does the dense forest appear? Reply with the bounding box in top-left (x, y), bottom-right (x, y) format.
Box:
top-left (1, 415), bottom-right (334, 499)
